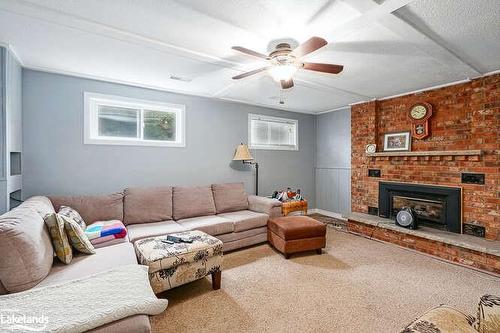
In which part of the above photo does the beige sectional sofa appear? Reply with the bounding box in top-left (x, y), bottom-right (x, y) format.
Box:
top-left (0, 183), bottom-right (281, 332)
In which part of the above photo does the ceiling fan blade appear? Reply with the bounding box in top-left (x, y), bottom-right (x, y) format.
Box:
top-left (232, 67), bottom-right (270, 80)
top-left (290, 37), bottom-right (327, 58)
top-left (232, 46), bottom-right (269, 59)
top-left (280, 79), bottom-right (294, 89)
top-left (302, 62), bottom-right (344, 74)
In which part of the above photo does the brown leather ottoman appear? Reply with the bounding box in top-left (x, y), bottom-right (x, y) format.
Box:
top-left (268, 216), bottom-right (326, 259)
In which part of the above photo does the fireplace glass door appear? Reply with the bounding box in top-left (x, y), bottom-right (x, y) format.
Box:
top-left (391, 195), bottom-right (447, 229)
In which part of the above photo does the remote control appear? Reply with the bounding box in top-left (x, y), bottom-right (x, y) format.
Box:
top-left (166, 235), bottom-right (183, 243)
top-left (166, 235), bottom-right (193, 243)
top-left (161, 239), bottom-right (174, 244)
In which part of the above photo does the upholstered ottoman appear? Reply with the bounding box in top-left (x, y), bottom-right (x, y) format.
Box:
top-left (134, 230), bottom-right (223, 293)
top-left (268, 216), bottom-right (326, 259)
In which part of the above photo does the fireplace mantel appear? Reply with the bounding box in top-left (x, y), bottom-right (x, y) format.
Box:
top-left (366, 149), bottom-right (482, 158)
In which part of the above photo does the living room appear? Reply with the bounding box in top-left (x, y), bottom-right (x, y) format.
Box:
top-left (0, 1), bottom-right (499, 332)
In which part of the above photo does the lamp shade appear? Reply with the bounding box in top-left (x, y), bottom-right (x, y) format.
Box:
top-left (233, 144), bottom-right (254, 161)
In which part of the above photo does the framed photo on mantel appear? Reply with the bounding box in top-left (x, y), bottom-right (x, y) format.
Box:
top-left (383, 131), bottom-right (411, 152)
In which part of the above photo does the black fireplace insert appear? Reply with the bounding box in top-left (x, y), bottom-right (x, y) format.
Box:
top-left (379, 182), bottom-right (461, 233)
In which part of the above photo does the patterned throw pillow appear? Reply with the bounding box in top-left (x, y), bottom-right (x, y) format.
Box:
top-left (58, 206), bottom-right (86, 230)
top-left (61, 215), bottom-right (95, 254)
top-left (44, 213), bottom-right (73, 264)
top-left (476, 295), bottom-right (500, 333)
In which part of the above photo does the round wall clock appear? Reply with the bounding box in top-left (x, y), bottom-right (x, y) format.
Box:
top-left (365, 144), bottom-right (376, 154)
top-left (408, 102), bottom-right (432, 139)
top-left (410, 104), bottom-right (428, 120)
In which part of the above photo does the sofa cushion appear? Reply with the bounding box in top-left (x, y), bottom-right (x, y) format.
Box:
top-left (50, 192), bottom-right (124, 224)
top-left (37, 242), bottom-right (136, 287)
top-left (212, 183), bottom-right (248, 213)
top-left (127, 220), bottom-right (188, 243)
top-left (44, 213), bottom-right (73, 264)
top-left (0, 196), bottom-right (55, 293)
top-left (92, 236), bottom-right (129, 249)
top-left (218, 210), bottom-right (268, 232)
top-left (172, 186), bottom-right (216, 220)
top-left (176, 215), bottom-right (234, 236)
top-left (400, 305), bottom-right (476, 333)
top-left (87, 314), bottom-right (151, 333)
top-left (62, 215), bottom-right (96, 254)
top-left (58, 205), bottom-right (86, 229)
top-left (216, 226), bottom-right (267, 243)
top-left (248, 195), bottom-right (282, 217)
top-left (475, 295), bottom-right (500, 333)
top-left (124, 187), bottom-right (173, 225)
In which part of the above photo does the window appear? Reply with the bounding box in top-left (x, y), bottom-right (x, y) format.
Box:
top-left (248, 114), bottom-right (298, 150)
top-left (84, 92), bottom-right (185, 147)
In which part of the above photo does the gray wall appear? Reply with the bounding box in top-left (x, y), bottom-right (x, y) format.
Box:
top-left (315, 108), bottom-right (351, 215)
top-left (22, 70), bottom-right (316, 206)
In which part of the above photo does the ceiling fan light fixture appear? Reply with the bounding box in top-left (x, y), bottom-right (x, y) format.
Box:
top-left (268, 64), bottom-right (298, 82)
top-left (231, 37), bottom-right (343, 87)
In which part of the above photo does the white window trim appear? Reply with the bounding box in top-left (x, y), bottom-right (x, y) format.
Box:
top-left (84, 92), bottom-right (186, 147)
top-left (248, 113), bottom-right (299, 151)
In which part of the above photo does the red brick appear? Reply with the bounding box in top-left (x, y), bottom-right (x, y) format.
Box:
top-left (346, 220), bottom-right (500, 274)
top-left (351, 73), bottom-right (500, 240)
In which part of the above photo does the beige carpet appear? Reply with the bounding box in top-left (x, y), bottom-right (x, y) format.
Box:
top-left (151, 227), bottom-right (500, 333)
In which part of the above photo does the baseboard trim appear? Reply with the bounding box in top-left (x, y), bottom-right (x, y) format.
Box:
top-left (308, 209), bottom-right (347, 220)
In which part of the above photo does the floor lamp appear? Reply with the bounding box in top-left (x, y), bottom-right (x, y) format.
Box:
top-left (233, 143), bottom-right (259, 195)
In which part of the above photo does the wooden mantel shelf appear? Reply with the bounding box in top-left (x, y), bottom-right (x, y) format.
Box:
top-left (367, 150), bottom-right (482, 157)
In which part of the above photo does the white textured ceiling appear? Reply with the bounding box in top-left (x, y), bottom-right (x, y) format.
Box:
top-left (0, 0), bottom-right (498, 114)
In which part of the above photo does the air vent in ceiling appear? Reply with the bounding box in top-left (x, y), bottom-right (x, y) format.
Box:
top-left (169, 75), bottom-right (192, 82)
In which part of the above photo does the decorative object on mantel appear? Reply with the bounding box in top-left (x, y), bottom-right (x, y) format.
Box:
top-left (383, 131), bottom-right (411, 152)
top-left (233, 143), bottom-right (259, 195)
top-left (408, 102), bottom-right (433, 139)
top-left (365, 144), bottom-right (376, 154)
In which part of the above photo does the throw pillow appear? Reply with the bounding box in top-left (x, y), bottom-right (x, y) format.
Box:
top-left (61, 215), bottom-right (95, 254)
top-left (476, 295), bottom-right (500, 333)
top-left (58, 205), bottom-right (86, 229)
top-left (44, 213), bottom-right (73, 264)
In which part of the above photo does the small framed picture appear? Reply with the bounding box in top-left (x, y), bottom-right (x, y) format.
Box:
top-left (383, 131), bottom-right (411, 151)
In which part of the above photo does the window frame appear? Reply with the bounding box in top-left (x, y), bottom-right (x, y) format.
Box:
top-left (84, 92), bottom-right (186, 147)
top-left (248, 113), bottom-right (299, 151)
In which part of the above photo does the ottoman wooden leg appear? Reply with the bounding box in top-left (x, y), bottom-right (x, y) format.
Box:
top-left (212, 271), bottom-right (221, 290)
top-left (316, 249), bottom-right (322, 255)
top-left (284, 253), bottom-right (291, 259)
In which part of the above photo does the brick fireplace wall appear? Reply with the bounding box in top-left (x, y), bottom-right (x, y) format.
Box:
top-left (351, 73), bottom-right (499, 240)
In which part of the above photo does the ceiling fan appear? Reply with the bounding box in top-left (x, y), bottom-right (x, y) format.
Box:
top-left (231, 37), bottom-right (343, 90)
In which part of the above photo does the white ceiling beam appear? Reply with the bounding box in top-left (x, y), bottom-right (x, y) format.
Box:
top-left (321, 0), bottom-right (415, 41)
top-left (341, 0), bottom-right (481, 77)
top-left (294, 77), bottom-right (372, 100)
top-left (0, 0), bottom-right (244, 70)
top-left (0, 0), bottom-right (394, 105)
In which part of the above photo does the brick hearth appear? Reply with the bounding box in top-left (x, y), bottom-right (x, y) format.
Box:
top-left (351, 73), bottom-right (499, 240)
top-left (346, 213), bottom-right (500, 275)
